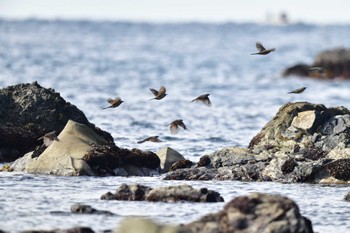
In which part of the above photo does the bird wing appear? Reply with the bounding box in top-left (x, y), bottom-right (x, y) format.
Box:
top-left (256, 42), bottom-right (266, 52)
top-left (107, 98), bottom-right (114, 104)
top-left (149, 88), bottom-right (159, 96)
top-left (179, 121), bottom-right (188, 130)
top-left (203, 98), bottom-right (212, 107)
top-left (158, 86), bottom-right (166, 95)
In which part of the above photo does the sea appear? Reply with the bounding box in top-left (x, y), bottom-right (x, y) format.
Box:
top-left (0, 19), bottom-right (349, 232)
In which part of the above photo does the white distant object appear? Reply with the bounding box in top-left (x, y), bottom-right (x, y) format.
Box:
top-left (265, 11), bottom-right (289, 25)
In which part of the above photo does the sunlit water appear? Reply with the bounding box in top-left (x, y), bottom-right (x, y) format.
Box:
top-left (0, 19), bottom-right (350, 232)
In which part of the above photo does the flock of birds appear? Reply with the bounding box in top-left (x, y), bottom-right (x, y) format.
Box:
top-left (38, 42), bottom-right (316, 146)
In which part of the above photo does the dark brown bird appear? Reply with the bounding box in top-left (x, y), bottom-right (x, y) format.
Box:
top-left (251, 42), bottom-right (276, 55)
top-left (37, 131), bottom-right (59, 146)
top-left (288, 87), bottom-right (307, 94)
top-left (168, 119), bottom-right (188, 135)
top-left (137, 136), bottom-right (163, 144)
top-left (191, 93), bottom-right (211, 107)
top-left (149, 86), bottom-right (167, 100)
top-left (102, 97), bottom-right (124, 109)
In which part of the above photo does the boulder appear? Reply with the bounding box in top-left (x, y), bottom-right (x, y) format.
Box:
top-left (11, 120), bottom-right (160, 176)
top-left (185, 193), bottom-right (313, 233)
top-left (101, 183), bottom-right (224, 203)
top-left (164, 102), bottom-right (350, 183)
top-left (156, 147), bottom-right (186, 172)
top-left (0, 82), bottom-right (113, 162)
top-left (283, 48), bottom-right (350, 79)
top-left (344, 192), bottom-right (350, 202)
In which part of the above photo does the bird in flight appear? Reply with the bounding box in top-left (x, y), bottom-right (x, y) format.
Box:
top-left (37, 131), bottom-right (59, 147)
top-left (168, 119), bottom-right (188, 135)
top-left (102, 97), bottom-right (124, 109)
top-left (149, 86), bottom-right (167, 100)
top-left (251, 42), bottom-right (276, 55)
top-left (137, 136), bottom-right (163, 144)
top-left (288, 87), bottom-right (307, 94)
top-left (191, 94), bottom-right (212, 107)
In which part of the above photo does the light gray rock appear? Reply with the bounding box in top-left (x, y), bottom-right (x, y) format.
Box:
top-left (157, 147), bottom-right (186, 172)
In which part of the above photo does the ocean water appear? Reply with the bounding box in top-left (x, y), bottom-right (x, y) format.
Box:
top-left (0, 19), bottom-right (350, 232)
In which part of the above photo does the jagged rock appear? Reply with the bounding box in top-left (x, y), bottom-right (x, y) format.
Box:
top-left (164, 102), bottom-right (350, 183)
top-left (0, 82), bottom-right (113, 162)
top-left (70, 203), bottom-right (115, 216)
top-left (185, 193), bottom-right (313, 233)
top-left (101, 184), bottom-right (224, 203)
top-left (11, 120), bottom-right (160, 176)
top-left (156, 147), bottom-right (186, 172)
top-left (283, 48), bottom-right (350, 79)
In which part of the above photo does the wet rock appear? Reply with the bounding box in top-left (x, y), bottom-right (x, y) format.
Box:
top-left (283, 48), bottom-right (350, 79)
top-left (156, 147), bottom-right (186, 172)
top-left (344, 192), bottom-right (350, 202)
top-left (70, 203), bottom-right (115, 216)
top-left (0, 82), bottom-right (113, 162)
top-left (101, 183), bottom-right (224, 203)
top-left (22, 227), bottom-right (95, 233)
top-left (11, 120), bottom-right (160, 176)
top-left (185, 193), bottom-right (314, 233)
top-left (169, 159), bottom-right (193, 171)
top-left (164, 102), bottom-right (350, 183)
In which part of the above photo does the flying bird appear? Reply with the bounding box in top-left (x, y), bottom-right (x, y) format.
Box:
top-left (191, 94), bottom-right (212, 107)
top-left (149, 86), bottom-right (167, 100)
top-left (137, 136), bottom-right (163, 144)
top-left (251, 42), bottom-right (276, 55)
top-left (288, 87), bottom-right (307, 94)
top-left (168, 119), bottom-right (188, 135)
top-left (102, 97), bottom-right (124, 109)
top-left (37, 131), bottom-right (59, 147)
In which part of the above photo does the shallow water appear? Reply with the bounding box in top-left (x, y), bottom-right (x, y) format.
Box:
top-left (0, 20), bottom-right (350, 232)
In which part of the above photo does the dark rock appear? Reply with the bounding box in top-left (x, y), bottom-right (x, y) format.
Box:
top-left (344, 192), bottom-right (350, 201)
top-left (0, 82), bottom-right (113, 162)
top-left (169, 159), bottom-right (193, 171)
top-left (283, 48), bottom-right (350, 80)
top-left (70, 203), bottom-right (115, 216)
top-left (101, 183), bottom-right (224, 203)
top-left (197, 155), bottom-right (211, 167)
top-left (325, 159), bottom-right (350, 181)
top-left (281, 157), bottom-right (297, 174)
top-left (185, 193), bottom-right (314, 233)
top-left (22, 227), bottom-right (95, 233)
top-left (83, 144), bottom-right (160, 176)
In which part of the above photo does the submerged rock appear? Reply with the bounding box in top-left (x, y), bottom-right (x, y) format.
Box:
top-left (101, 183), bottom-right (224, 203)
top-left (0, 82), bottom-right (113, 162)
top-left (283, 48), bottom-right (350, 79)
top-left (70, 203), bottom-right (115, 216)
top-left (164, 102), bottom-right (350, 183)
top-left (11, 120), bottom-right (160, 176)
top-left (22, 227), bottom-right (95, 233)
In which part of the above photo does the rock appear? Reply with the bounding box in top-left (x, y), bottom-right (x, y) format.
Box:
top-left (101, 184), bottom-right (224, 203)
top-left (156, 147), bottom-right (186, 172)
top-left (344, 192), bottom-right (350, 202)
top-left (11, 120), bottom-right (160, 176)
top-left (283, 48), bottom-right (350, 79)
top-left (169, 159), bottom-right (193, 171)
top-left (70, 203), bottom-right (115, 216)
top-left (0, 82), bottom-right (113, 162)
top-left (185, 193), bottom-right (313, 233)
top-left (114, 218), bottom-right (187, 233)
top-left (164, 102), bottom-right (350, 183)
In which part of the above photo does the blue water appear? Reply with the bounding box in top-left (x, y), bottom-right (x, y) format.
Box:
top-left (0, 19), bottom-right (350, 232)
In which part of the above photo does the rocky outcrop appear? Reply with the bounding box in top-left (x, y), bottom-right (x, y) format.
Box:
top-left (185, 193), bottom-right (313, 233)
top-left (164, 102), bottom-right (350, 183)
top-left (114, 193), bottom-right (313, 233)
top-left (283, 48), bottom-right (350, 79)
top-left (101, 183), bottom-right (224, 203)
top-left (11, 120), bottom-right (160, 176)
top-left (0, 82), bottom-right (113, 162)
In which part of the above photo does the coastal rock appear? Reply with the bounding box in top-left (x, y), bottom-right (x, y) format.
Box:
top-left (101, 183), bottom-right (224, 203)
top-left (0, 82), bottom-right (113, 162)
top-left (344, 192), bottom-right (350, 202)
top-left (164, 102), bottom-right (350, 183)
top-left (70, 203), bottom-right (115, 216)
top-left (114, 218), bottom-right (187, 233)
top-left (283, 48), bottom-right (350, 79)
top-left (185, 193), bottom-right (313, 233)
top-left (22, 227), bottom-right (95, 233)
top-left (156, 147), bottom-right (186, 172)
top-left (11, 120), bottom-right (160, 176)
